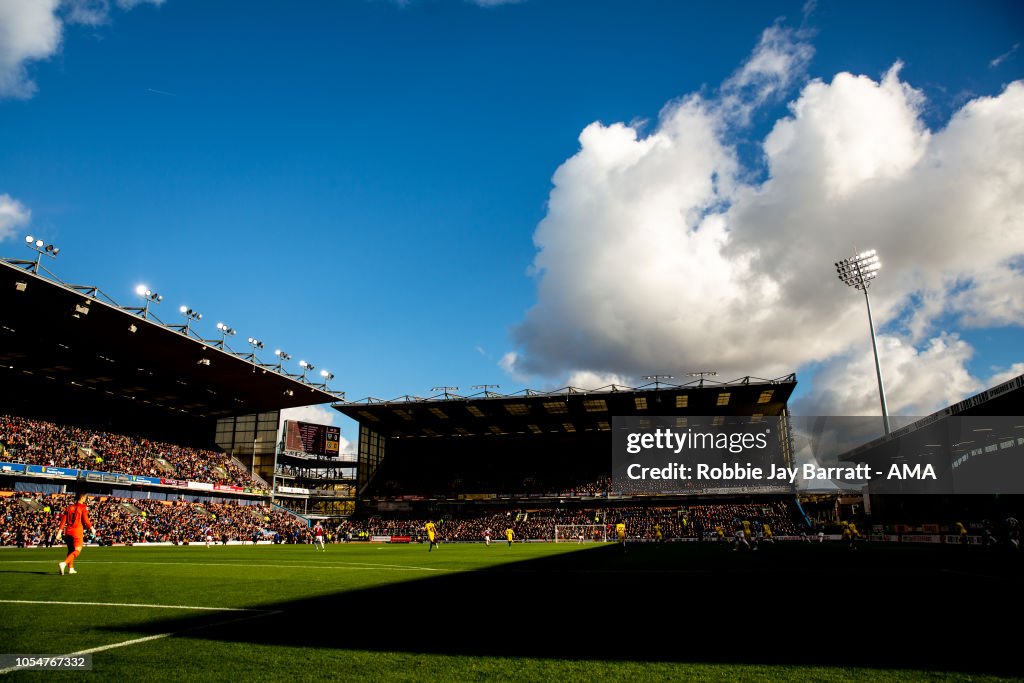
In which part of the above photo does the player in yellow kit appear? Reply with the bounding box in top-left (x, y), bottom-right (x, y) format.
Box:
top-left (425, 521), bottom-right (438, 552)
top-left (615, 521), bottom-right (626, 552)
top-left (505, 527), bottom-right (514, 547)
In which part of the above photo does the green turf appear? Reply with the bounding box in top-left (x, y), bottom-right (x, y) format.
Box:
top-left (0, 543), bottom-right (1017, 681)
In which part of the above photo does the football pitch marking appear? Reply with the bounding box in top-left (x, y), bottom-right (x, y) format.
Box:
top-left (0, 599), bottom-right (268, 612)
top-left (0, 604), bottom-right (281, 675)
top-left (0, 633), bottom-right (175, 675)
top-left (0, 559), bottom-right (446, 572)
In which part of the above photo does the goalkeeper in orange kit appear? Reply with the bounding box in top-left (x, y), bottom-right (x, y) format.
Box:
top-left (56, 492), bottom-right (96, 575)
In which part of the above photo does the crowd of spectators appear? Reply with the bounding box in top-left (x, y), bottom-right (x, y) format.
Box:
top-left (614, 501), bottom-right (800, 538)
top-left (0, 491), bottom-right (306, 546)
top-left (342, 501), bottom-right (804, 542)
top-left (0, 415), bottom-right (260, 488)
top-left (1, 488), bottom-right (805, 549)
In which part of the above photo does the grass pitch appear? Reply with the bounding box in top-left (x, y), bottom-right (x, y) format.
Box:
top-left (0, 541), bottom-right (1020, 681)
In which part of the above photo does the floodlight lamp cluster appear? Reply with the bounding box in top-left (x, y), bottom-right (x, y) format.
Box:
top-left (25, 235), bottom-right (59, 256)
top-left (833, 247), bottom-right (890, 435)
top-left (835, 249), bottom-right (881, 290)
top-left (5, 243), bottom-right (344, 399)
top-left (135, 285), bottom-right (163, 302)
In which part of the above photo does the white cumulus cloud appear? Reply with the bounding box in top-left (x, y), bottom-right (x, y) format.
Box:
top-left (0, 0), bottom-right (166, 99)
top-left (507, 26), bottom-right (1024, 414)
top-left (719, 23), bottom-right (815, 124)
top-left (565, 369), bottom-right (630, 391)
top-left (0, 0), bottom-right (62, 99)
top-left (0, 194), bottom-right (32, 242)
top-left (987, 362), bottom-right (1024, 387)
top-left (64, 0), bottom-right (110, 26)
top-left (793, 333), bottom-right (982, 416)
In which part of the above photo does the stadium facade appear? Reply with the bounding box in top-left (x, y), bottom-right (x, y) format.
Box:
top-left (0, 254), bottom-right (346, 507)
top-left (336, 375), bottom-right (798, 513)
top-left (840, 372), bottom-right (1024, 522)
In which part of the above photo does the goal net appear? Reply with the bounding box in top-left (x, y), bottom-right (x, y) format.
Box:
top-left (554, 524), bottom-right (608, 543)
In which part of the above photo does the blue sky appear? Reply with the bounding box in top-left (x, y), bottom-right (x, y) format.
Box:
top-left (1, 0), bottom-right (1022, 447)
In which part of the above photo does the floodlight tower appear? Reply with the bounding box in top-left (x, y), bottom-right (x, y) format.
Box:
top-left (135, 285), bottom-right (162, 319)
top-left (471, 384), bottom-right (500, 397)
top-left (685, 371), bottom-right (717, 388)
top-left (179, 306), bottom-right (202, 336)
top-left (215, 322), bottom-right (236, 348)
top-left (431, 386), bottom-right (459, 399)
top-left (24, 236), bottom-right (59, 274)
top-left (247, 337), bottom-right (264, 370)
top-left (835, 249), bottom-right (890, 435)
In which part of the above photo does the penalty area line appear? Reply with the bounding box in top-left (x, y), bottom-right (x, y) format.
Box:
top-left (0, 608), bottom-right (281, 675)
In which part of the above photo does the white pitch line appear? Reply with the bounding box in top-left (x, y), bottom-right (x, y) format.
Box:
top-left (0, 560), bottom-right (445, 572)
top-left (0, 608), bottom-right (281, 675)
top-left (0, 633), bottom-right (175, 675)
top-left (0, 599), bottom-right (266, 612)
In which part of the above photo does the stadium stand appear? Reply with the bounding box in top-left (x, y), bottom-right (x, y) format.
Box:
top-left (0, 491), bottom-right (305, 546)
top-left (2, 494), bottom-right (808, 547)
top-left (339, 501), bottom-right (804, 541)
top-left (365, 451), bottom-right (612, 499)
top-left (0, 414), bottom-right (262, 488)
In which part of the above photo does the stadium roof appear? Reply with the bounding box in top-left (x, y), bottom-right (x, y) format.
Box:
top-left (0, 258), bottom-right (341, 436)
top-left (335, 375), bottom-right (797, 438)
top-left (840, 372), bottom-right (1024, 463)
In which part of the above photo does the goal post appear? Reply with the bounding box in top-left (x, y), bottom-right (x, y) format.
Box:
top-left (554, 524), bottom-right (608, 543)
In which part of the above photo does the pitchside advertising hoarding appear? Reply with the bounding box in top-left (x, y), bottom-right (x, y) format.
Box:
top-left (284, 420), bottom-right (341, 456)
top-left (611, 416), bottom-right (1024, 495)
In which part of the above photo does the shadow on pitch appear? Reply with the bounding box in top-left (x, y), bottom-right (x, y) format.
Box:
top-left (100, 543), bottom-right (1023, 675)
